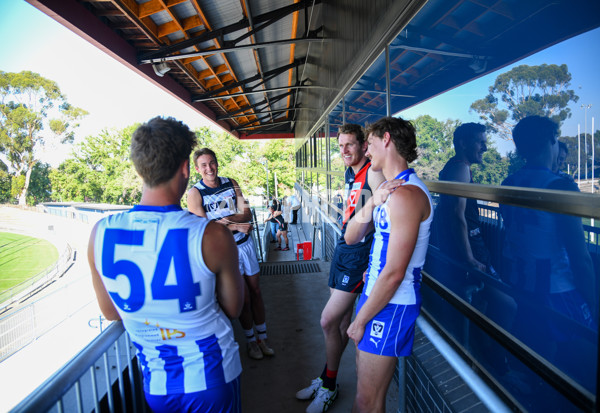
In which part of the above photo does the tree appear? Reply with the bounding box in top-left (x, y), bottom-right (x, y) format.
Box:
top-left (26, 162), bottom-right (52, 205)
top-left (410, 114), bottom-right (510, 184)
top-left (472, 147), bottom-right (509, 185)
top-left (412, 115), bottom-right (458, 180)
top-left (470, 64), bottom-right (579, 140)
top-left (188, 127), bottom-right (296, 204)
top-left (50, 126), bottom-right (142, 204)
top-left (0, 159), bottom-right (11, 203)
top-left (0, 71), bottom-right (88, 205)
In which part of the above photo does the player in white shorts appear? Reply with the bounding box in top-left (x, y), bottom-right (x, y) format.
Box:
top-left (345, 116), bottom-right (433, 413)
top-left (88, 117), bottom-right (244, 413)
top-left (188, 148), bottom-right (274, 361)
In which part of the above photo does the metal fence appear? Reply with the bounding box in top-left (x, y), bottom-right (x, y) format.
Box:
top-left (11, 321), bottom-right (147, 413)
top-left (0, 275), bottom-right (96, 362)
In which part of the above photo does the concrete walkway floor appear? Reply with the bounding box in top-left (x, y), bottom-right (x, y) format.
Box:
top-left (233, 259), bottom-right (359, 413)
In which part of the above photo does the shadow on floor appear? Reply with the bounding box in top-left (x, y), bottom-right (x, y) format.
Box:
top-left (232, 262), bottom-right (358, 413)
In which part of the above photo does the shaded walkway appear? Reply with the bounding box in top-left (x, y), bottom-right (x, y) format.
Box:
top-left (233, 260), bottom-right (359, 413)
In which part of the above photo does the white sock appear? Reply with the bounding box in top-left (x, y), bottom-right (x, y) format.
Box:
top-left (255, 323), bottom-right (268, 341)
top-left (244, 328), bottom-right (256, 342)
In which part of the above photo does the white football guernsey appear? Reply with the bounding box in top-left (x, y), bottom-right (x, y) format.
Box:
top-left (365, 170), bottom-right (433, 305)
top-left (93, 204), bottom-right (242, 395)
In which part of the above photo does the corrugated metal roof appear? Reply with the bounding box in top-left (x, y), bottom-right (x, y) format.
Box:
top-left (26, 0), bottom-right (600, 140)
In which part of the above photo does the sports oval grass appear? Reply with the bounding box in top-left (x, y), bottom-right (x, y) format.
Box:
top-left (0, 232), bottom-right (59, 292)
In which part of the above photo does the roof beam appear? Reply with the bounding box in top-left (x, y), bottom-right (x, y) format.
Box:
top-left (138, 0), bottom-right (321, 62)
top-left (193, 84), bottom-right (325, 102)
top-left (218, 107), bottom-right (319, 121)
top-left (222, 90), bottom-right (296, 117)
top-left (140, 37), bottom-right (324, 63)
top-left (234, 119), bottom-right (293, 132)
top-left (191, 60), bottom-right (306, 101)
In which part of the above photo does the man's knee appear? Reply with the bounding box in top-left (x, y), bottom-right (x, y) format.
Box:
top-left (320, 305), bottom-right (349, 333)
top-left (354, 391), bottom-right (382, 413)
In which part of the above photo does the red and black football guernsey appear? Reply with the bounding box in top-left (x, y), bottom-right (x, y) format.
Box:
top-left (338, 159), bottom-right (374, 249)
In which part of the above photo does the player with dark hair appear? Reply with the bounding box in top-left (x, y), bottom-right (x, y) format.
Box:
top-left (89, 116), bottom-right (244, 412)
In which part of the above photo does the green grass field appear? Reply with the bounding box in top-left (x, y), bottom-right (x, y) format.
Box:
top-left (0, 232), bottom-right (59, 292)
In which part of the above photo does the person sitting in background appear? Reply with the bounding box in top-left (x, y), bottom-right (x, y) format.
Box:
top-left (265, 205), bottom-right (289, 251)
top-left (269, 196), bottom-right (282, 242)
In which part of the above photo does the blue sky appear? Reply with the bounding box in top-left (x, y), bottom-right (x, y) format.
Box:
top-left (1, 1), bottom-right (599, 163)
top-left (400, 28), bottom-right (600, 155)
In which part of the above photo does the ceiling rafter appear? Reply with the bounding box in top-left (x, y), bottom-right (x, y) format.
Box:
top-left (110, 0), bottom-right (254, 125)
top-left (192, 60), bottom-right (306, 101)
top-left (186, 0), bottom-right (258, 126)
top-left (138, 0), bottom-right (321, 61)
top-left (240, 0), bottom-right (274, 124)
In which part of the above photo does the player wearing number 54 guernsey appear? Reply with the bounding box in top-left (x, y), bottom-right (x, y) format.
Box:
top-left (88, 117), bottom-right (244, 413)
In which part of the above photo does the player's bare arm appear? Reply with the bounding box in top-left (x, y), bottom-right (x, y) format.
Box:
top-left (187, 186), bottom-right (207, 218)
top-left (202, 221), bottom-right (244, 318)
top-left (347, 187), bottom-right (429, 344)
top-left (88, 222), bottom-right (121, 321)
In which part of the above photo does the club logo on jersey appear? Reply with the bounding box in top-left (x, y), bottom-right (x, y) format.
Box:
top-left (342, 275), bottom-right (350, 285)
top-left (370, 320), bottom-right (385, 339)
top-left (347, 182), bottom-right (362, 208)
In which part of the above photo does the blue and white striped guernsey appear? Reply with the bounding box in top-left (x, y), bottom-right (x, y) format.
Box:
top-left (364, 169), bottom-right (434, 305)
top-left (93, 205), bottom-right (242, 395)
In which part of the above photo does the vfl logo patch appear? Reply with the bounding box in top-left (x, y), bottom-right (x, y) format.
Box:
top-left (342, 275), bottom-right (350, 285)
top-left (370, 320), bottom-right (385, 339)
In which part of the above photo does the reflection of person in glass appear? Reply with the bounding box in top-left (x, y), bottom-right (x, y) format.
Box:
top-left (431, 123), bottom-right (493, 275)
top-left (501, 116), bottom-right (596, 386)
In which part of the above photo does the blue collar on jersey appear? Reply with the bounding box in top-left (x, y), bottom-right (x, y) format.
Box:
top-left (395, 168), bottom-right (415, 181)
top-left (131, 204), bottom-right (183, 212)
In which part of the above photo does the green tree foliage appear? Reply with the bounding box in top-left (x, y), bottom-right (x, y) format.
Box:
top-left (470, 64), bottom-right (579, 140)
top-left (0, 71), bottom-right (88, 205)
top-left (472, 148), bottom-right (509, 185)
top-left (26, 162), bottom-right (52, 205)
top-left (506, 151), bottom-right (526, 176)
top-left (411, 114), bottom-right (509, 184)
top-left (188, 127), bottom-right (296, 204)
top-left (0, 159), bottom-right (11, 203)
top-left (50, 126), bottom-right (142, 204)
top-left (412, 115), bottom-right (458, 180)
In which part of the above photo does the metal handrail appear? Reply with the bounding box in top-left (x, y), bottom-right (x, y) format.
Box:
top-left (425, 180), bottom-right (600, 219)
top-left (10, 321), bottom-right (143, 413)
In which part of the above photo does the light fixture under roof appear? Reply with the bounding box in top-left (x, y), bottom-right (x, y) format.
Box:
top-left (152, 61), bottom-right (171, 77)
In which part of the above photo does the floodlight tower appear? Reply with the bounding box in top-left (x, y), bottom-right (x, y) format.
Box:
top-left (581, 104), bottom-right (592, 180)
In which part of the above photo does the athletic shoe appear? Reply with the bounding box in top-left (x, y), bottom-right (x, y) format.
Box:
top-left (296, 377), bottom-right (323, 400)
top-left (247, 341), bottom-right (263, 360)
top-left (281, 246), bottom-right (290, 251)
top-left (275, 245), bottom-right (282, 250)
top-left (258, 339), bottom-right (275, 356)
top-left (306, 385), bottom-right (338, 413)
